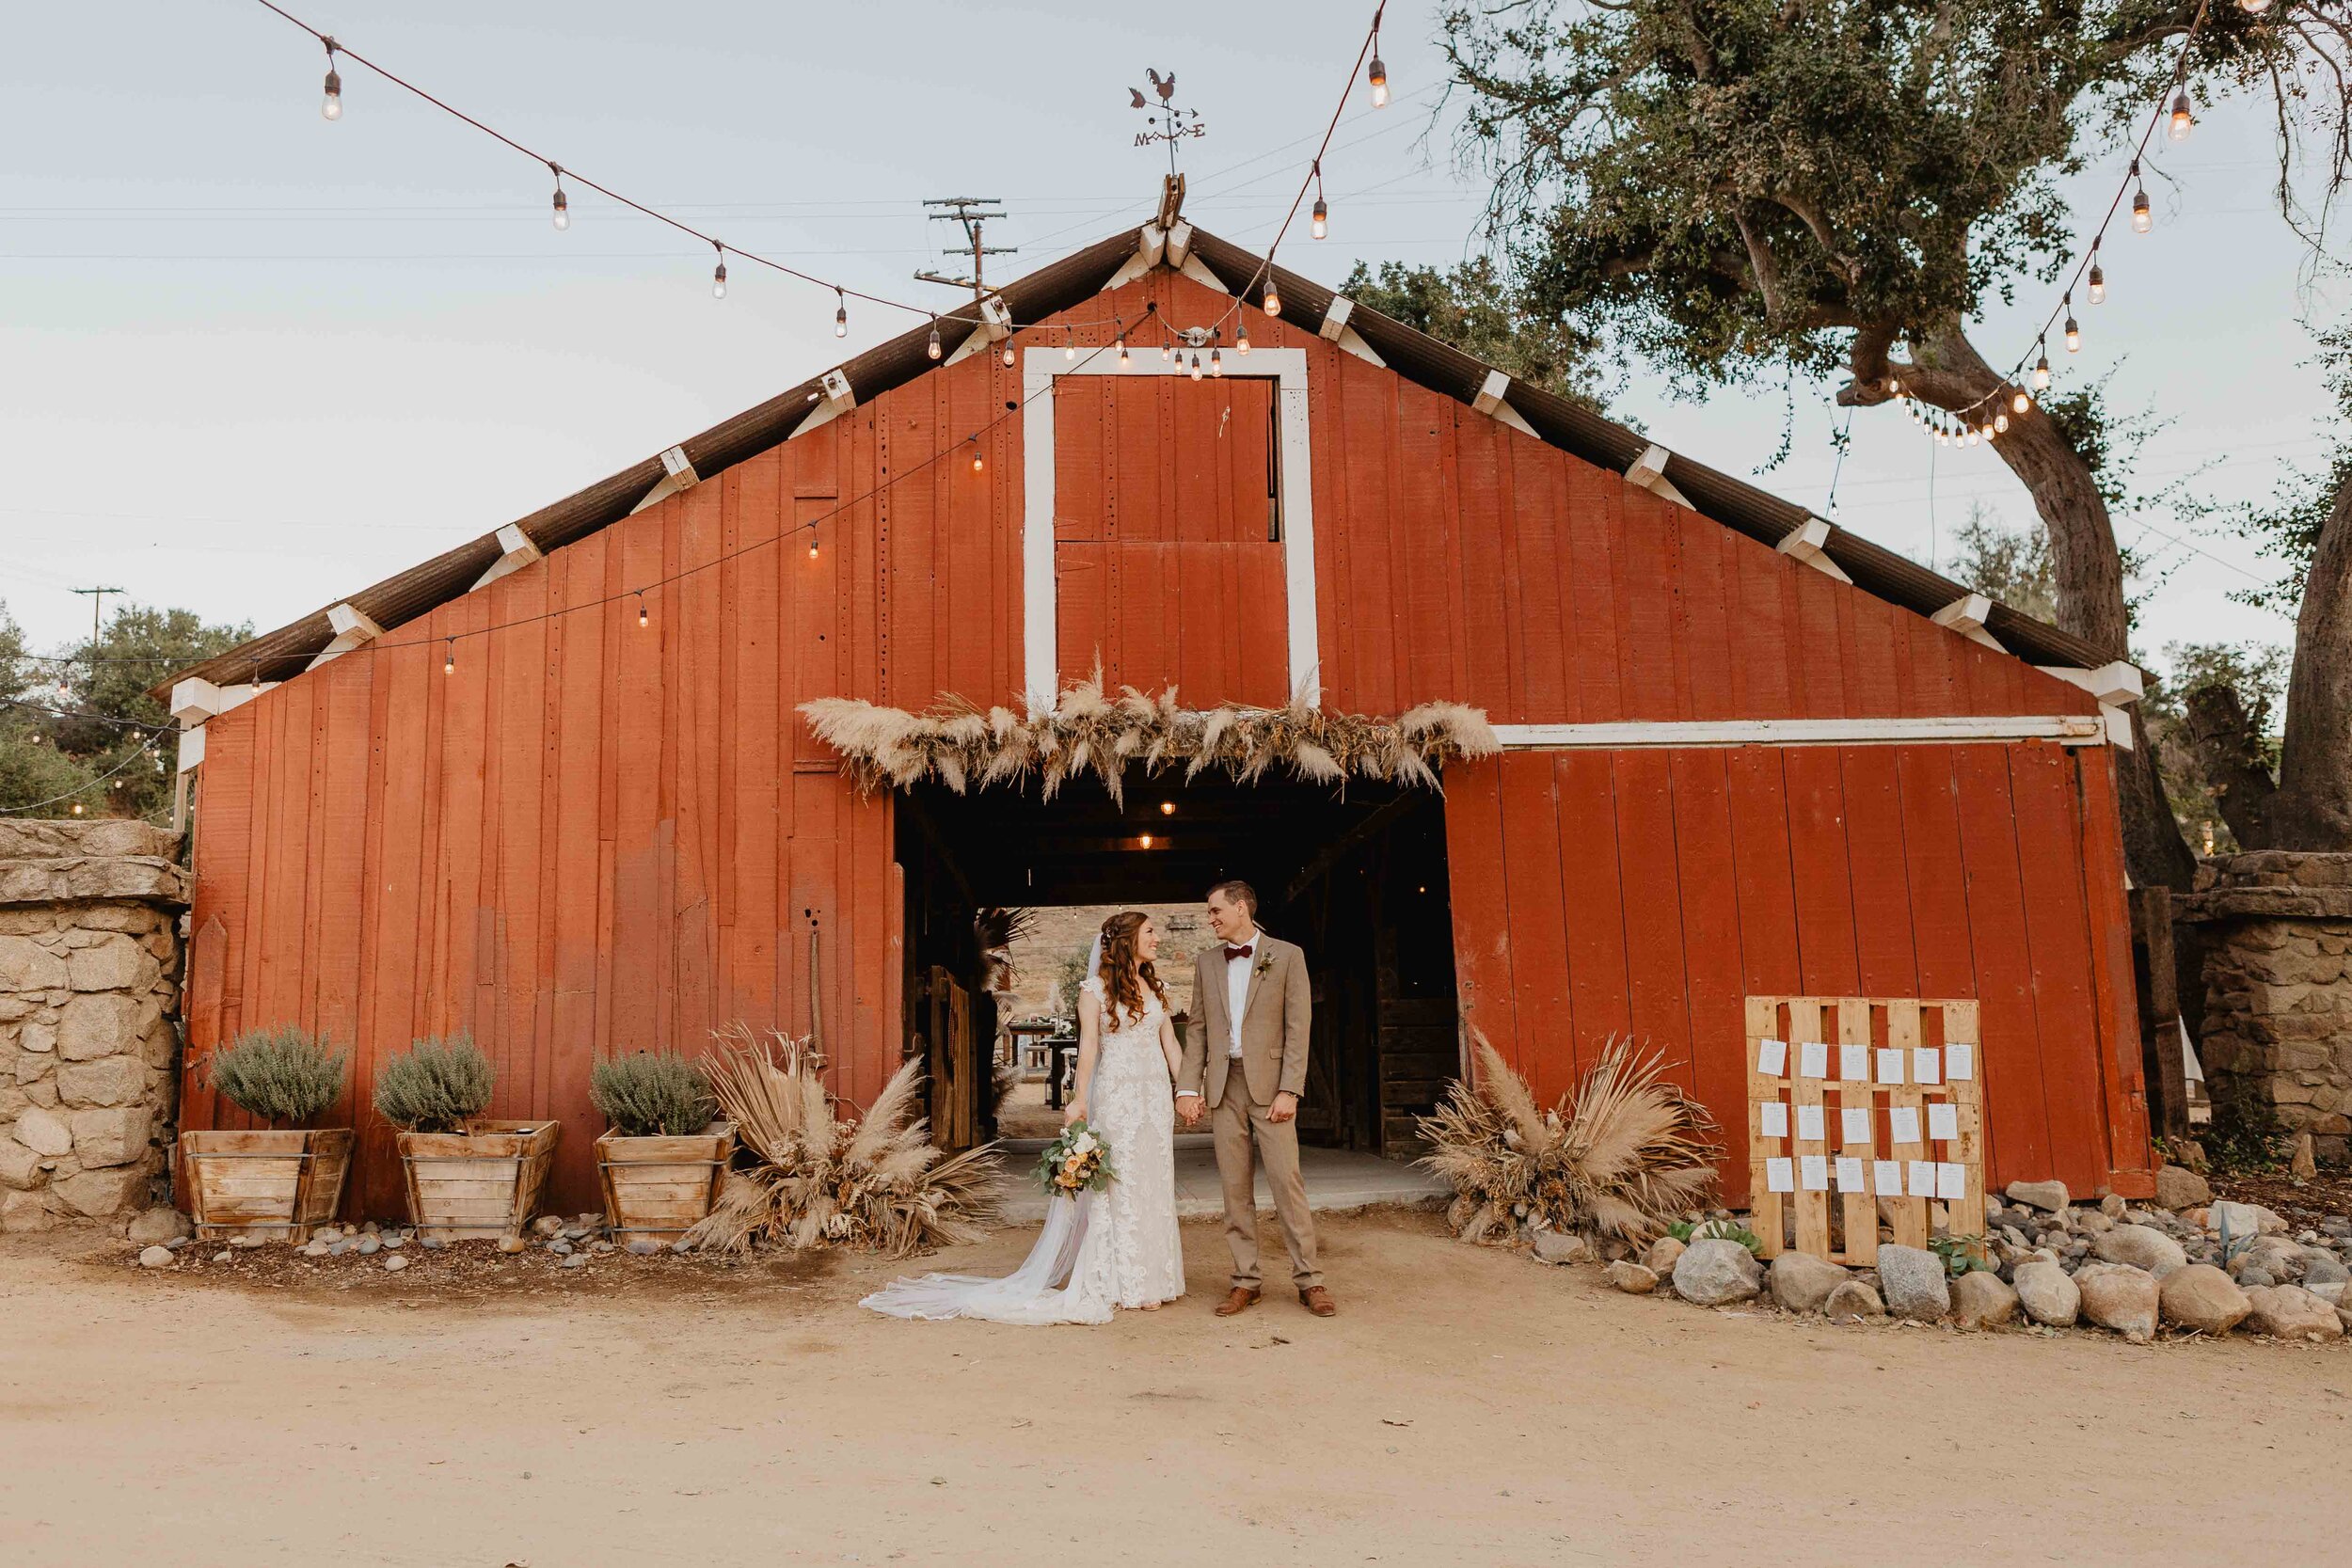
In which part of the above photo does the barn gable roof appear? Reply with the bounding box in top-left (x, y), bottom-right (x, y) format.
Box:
top-left (166, 214), bottom-right (2118, 695)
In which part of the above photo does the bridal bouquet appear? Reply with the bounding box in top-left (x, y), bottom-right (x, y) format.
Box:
top-left (1036, 1119), bottom-right (1117, 1198)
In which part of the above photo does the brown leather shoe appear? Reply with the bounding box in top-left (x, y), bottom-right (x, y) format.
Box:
top-left (1214, 1286), bottom-right (1261, 1317)
top-left (1298, 1285), bottom-right (1337, 1318)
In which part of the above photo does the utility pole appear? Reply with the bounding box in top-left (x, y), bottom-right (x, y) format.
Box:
top-left (70, 586), bottom-right (124, 644)
top-left (915, 198), bottom-right (1015, 302)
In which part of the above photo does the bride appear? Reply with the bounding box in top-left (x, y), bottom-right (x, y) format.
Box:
top-left (860, 910), bottom-right (1186, 1324)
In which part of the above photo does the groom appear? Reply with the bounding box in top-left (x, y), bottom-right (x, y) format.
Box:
top-left (1176, 879), bottom-right (1335, 1319)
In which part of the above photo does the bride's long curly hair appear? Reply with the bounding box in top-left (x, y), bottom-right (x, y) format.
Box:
top-left (1094, 911), bottom-right (1168, 1029)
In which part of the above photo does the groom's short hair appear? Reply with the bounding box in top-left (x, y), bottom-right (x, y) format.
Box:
top-left (1207, 879), bottom-right (1257, 915)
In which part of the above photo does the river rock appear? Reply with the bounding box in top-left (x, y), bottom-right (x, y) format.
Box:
top-left (1605, 1260), bottom-right (1658, 1294)
top-left (1767, 1250), bottom-right (1850, 1313)
top-left (1875, 1244), bottom-right (1951, 1322)
top-left (2092, 1224), bottom-right (2187, 1276)
top-left (382, 1253), bottom-right (409, 1273)
top-left (532, 1214), bottom-right (564, 1238)
top-left (2153, 1165), bottom-right (2211, 1210)
top-left (2243, 1284), bottom-right (2344, 1342)
top-left (2075, 1262), bottom-right (2161, 1343)
top-left (562, 1252), bottom-right (589, 1270)
top-left (626, 1237), bottom-right (664, 1257)
top-left (496, 1235), bottom-right (527, 1255)
top-left (2075, 1211), bottom-right (2115, 1236)
top-left (1644, 1237), bottom-right (1687, 1275)
top-left (2300, 1251), bottom-right (2348, 1287)
top-left (1950, 1271), bottom-right (2019, 1329)
top-left (1531, 1228), bottom-right (1589, 1266)
top-left (135, 1243), bottom-right (174, 1268)
top-left (2158, 1263), bottom-right (2250, 1335)
top-left (1671, 1238), bottom-right (1763, 1306)
top-left (1822, 1280), bottom-right (1885, 1320)
top-left (300, 1239), bottom-right (329, 1258)
top-left (2209, 1200), bottom-right (2286, 1239)
top-left (124, 1207), bottom-right (189, 1245)
top-left (2005, 1180), bottom-right (2069, 1213)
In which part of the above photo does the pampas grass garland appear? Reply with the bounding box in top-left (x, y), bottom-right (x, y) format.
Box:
top-left (801, 672), bottom-right (1498, 803)
top-left (1420, 1032), bottom-right (1721, 1249)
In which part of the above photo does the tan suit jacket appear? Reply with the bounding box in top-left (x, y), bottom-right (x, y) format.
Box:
top-left (1178, 933), bottom-right (1310, 1108)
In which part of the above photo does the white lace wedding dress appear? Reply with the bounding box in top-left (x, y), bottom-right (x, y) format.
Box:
top-left (860, 975), bottom-right (1184, 1324)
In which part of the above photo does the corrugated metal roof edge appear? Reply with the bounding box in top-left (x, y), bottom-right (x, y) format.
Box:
top-left (162, 216), bottom-right (2115, 695)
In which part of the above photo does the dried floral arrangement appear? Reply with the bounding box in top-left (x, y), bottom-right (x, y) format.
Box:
top-left (1420, 1033), bottom-right (1721, 1249)
top-left (800, 673), bottom-right (1499, 803)
top-left (683, 1022), bottom-right (1000, 1257)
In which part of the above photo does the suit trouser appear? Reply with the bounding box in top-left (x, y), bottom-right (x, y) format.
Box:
top-left (1211, 1075), bottom-right (1322, 1291)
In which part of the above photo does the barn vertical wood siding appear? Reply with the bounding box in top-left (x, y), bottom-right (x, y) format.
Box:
top-left (181, 271), bottom-right (2151, 1212)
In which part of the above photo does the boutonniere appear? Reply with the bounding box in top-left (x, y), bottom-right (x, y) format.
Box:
top-left (1253, 954), bottom-right (1274, 978)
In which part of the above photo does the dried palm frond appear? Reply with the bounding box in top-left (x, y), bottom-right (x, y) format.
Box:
top-left (1418, 1031), bottom-right (1721, 1249)
top-left (800, 676), bottom-right (1498, 800)
top-left (685, 1022), bottom-right (1001, 1257)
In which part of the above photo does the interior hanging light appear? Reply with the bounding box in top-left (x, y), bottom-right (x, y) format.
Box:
top-left (710, 245), bottom-right (728, 300)
top-left (927, 319), bottom-right (943, 360)
top-left (1160, 340), bottom-right (1172, 361)
top-left (834, 289), bottom-right (848, 338)
top-left (2169, 89), bottom-right (2194, 141)
top-left (321, 38), bottom-right (342, 120)
top-left (549, 164), bottom-right (568, 230)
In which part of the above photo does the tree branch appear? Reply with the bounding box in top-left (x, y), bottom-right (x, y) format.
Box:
top-left (2185, 685), bottom-right (2280, 850)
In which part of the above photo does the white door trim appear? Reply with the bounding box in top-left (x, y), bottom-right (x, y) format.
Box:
top-left (1492, 715), bottom-right (2107, 750)
top-left (1021, 345), bottom-right (1318, 709)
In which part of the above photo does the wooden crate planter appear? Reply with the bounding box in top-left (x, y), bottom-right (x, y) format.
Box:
top-left (397, 1119), bottom-right (562, 1242)
top-left (182, 1128), bottom-right (356, 1241)
top-left (596, 1124), bottom-right (736, 1241)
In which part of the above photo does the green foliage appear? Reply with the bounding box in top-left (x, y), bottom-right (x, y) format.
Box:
top-left (1946, 505), bottom-right (2058, 623)
top-left (590, 1049), bottom-right (716, 1137)
top-left (2140, 639), bottom-right (2292, 848)
top-left (2202, 1100), bottom-right (2289, 1175)
top-left (1341, 256), bottom-right (1608, 410)
top-left (372, 1035), bottom-right (496, 1133)
top-left (1670, 1216), bottom-right (1765, 1255)
top-left (2216, 322), bottom-right (2351, 615)
top-left (203, 1025), bottom-right (349, 1126)
top-left (1929, 1234), bottom-right (1997, 1277)
top-left (1055, 941), bottom-right (1094, 1018)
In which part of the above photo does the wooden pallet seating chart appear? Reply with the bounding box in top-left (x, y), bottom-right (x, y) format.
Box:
top-left (1743, 997), bottom-right (1985, 1264)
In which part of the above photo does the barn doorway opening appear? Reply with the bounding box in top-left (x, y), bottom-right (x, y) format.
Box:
top-left (894, 774), bottom-right (1461, 1161)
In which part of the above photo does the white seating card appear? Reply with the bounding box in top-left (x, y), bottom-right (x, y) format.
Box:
top-left (1799, 1040), bottom-right (1829, 1080)
top-left (1913, 1046), bottom-right (1941, 1085)
top-left (1840, 1107), bottom-right (1871, 1144)
top-left (1759, 1101), bottom-right (1788, 1137)
top-left (1800, 1153), bottom-right (1830, 1191)
top-left (1874, 1159), bottom-right (1902, 1196)
top-left (1876, 1048), bottom-right (1905, 1085)
top-left (1888, 1106), bottom-right (1922, 1145)
top-left (1907, 1159), bottom-right (1937, 1197)
top-left (1839, 1044), bottom-right (1868, 1083)
top-left (1936, 1161), bottom-right (1966, 1200)
top-left (1756, 1037), bottom-right (1788, 1076)
top-left (1947, 1041), bottom-right (1976, 1081)
top-left (1766, 1156), bottom-right (1794, 1194)
top-left (1928, 1102), bottom-right (1960, 1142)
top-left (1796, 1104), bottom-right (1825, 1141)
top-left (1836, 1155), bottom-right (1866, 1192)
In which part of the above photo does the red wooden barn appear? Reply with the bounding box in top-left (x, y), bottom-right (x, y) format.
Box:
top-left (164, 198), bottom-right (2157, 1216)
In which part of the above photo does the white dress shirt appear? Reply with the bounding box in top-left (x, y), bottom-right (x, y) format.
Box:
top-left (1221, 927), bottom-right (1259, 1059)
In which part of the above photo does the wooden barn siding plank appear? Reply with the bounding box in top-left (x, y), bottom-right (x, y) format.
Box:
top-left (1667, 748), bottom-right (1750, 1170)
top-left (1950, 744), bottom-right (2058, 1182)
top-left (610, 509), bottom-right (667, 1064)
top-left (550, 534), bottom-right (610, 1203)
top-left (1497, 752), bottom-right (1573, 1093)
top-left (1672, 509), bottom-right (1736, 721)
top-left (2074, 746), bottom-right (2153, 1193)
top-left (1396, 381), bottom-right (1456, 705)
top-left (1337, 347), bottom-right (1403, 717)
top-left (1507, 436), bottom-right (1569, 721)
top-left (1724, 530), bottom-right (1794, 721)
top-left (1613, 749), bottom-right (1693, 1078)
top-left (489, 561), bottom-right (549, 1123)
top-left (727, 456), bottom-right (783, 1026)
top-left (2007, 743), bottom-right (2114, 1196)
top-left (1839, 746), bottom-right (1921, 999)
top-left (1441, 756), bottom-right (1518, 1071)
top-left (1781, 747), bottom-right (1862, 995)
top-left (1613, 490), bottom-right (1682, 719)
top-left (1552, 752), bottom-right (1631, 1094)
top-left (1565, 458), bottom-right (1621, 722)
top-left (1724, 750), bottom-right (1804, 1001)
top-left (674, 478), bottom-right (725, 1068)
top-left (180, 705), bottom-right (255, 1151)
top-left (310, 654), bottom-right (373, 1184)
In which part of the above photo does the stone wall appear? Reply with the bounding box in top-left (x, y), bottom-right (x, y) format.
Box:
top-left (2180, 851), bottom-right (2352, 1166)
top-left (0, 819), bottom-right (188, 1233)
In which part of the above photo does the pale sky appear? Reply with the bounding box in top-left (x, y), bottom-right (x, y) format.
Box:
top-left (3, 1), bottom-right (2338, 682)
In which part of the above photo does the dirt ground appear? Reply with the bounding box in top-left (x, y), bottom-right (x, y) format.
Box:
top-left (5, 1211), bottom-right (2348, 1568)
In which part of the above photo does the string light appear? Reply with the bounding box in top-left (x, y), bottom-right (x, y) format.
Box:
top-left (1994, 411), bottom-right (2010, 433)
top-left (834, 289), bottom-right (848, 338)
top-left (548, 163), bottom-right (568, 230)
top-left (927, 319), bottom-right (943, 360)
top-left (1311, 162), bottom-right (1328, 240)
top-left (2239, 0), bottom-right (2272, 11)
top-left (1367, 6), bottom-right (1389, 109)
top-left (2169, 89), bottom-right (2194, 141)
top-left (1235, 322), bottom-right (1250, 355)
top-left (2087, 238), bottom-right (2105, 304)
top-left (1210, 346), bottom-right (1222, 376)
top-left (971, 438), bottom-right (985, 472)
top-left (2013, 389), bottom-right (2031, 414)
top-left (2131, 162), bottom-right (2152, 231)
top-left (1262, 280), bottom-right (1281, 319)
top-left (1189, 352), bottom-right (1202, 381)
top-left (636, 591), bottom-right (648, 628)
top-left (320, 36), bottom-right (342, 120)
top-left (443, 639), bottom-right (455, 674)
top-left (1064, 328), bottom-right (1077, 362)
top-left (1117, 334), bottom-right (1130, 366)
top-left (1002, 342), bottom-right (1016, 368)
top-left (1160, 340), bottom-right (1173, 362)
top-left (710, 245), bottom-right (727, 300)
top-left (2063, 295), bottom-right (2081, 353)
top-left (807, 525), bottom-right (819, 561)
top-left (2033, 343), bottom-right (2051, 390)
top-left (71, 801), bottom-right (84, 816)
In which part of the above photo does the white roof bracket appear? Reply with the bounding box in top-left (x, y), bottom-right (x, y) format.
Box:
top-left (1625, 442), bottom-right (1697, 512)
top-left (1773, 516), bottom-right (1854, 583)
top-left (1469, 370), bottom-right (1539, 437)
top-left (1931, 592), bottom-right (2005, 651)
top-left (2037, 660), bottom-right (2146, 707)
top-left (1318, 296), bottom-right (1355, 341)
top-left (977, 295), bottom-right (1014, 342)
top-left (628, 445), bottom-right (702, 515)
top-left (1164, 220), bottom-right (1195, 270)
top-left (306, 601), bottom-right (388, 668)
top-left (470, 524), bottom-right (547, 591)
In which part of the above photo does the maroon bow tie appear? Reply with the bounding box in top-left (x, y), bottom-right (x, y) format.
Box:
top-left (1223, 943), bottom-right (1255, 963)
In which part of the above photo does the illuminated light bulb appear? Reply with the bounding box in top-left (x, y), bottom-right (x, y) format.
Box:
top-left (1139, 832), bottom-right (1154, 848)
top-left (1263, 281), bottom-right (1281, 319)
top-left (1995, 412), bottom-right (2010, 433)
top-left (550, 175), bottom-right (569, 230)
top-left (2032, 344), bottom-right (2051, 390)
top-left (2131, 174), bottom-right (2152, 232)
top-left (2169, 90), bottom-right (2194, 141)
top-left (711, 248), bottom-right (728, 300)
top-left (972, 450), bottom-right (984, 472)
top-left (321, 40), bottom-right (342, 121)
top-left (71, 801), bottom-right (84, 816)
top-left (1966, 426), bottom-right (1980, 446)
top-left (2238, 0), bottom-right (2272, 11)
top-left (1887, 376), bottom-right (1901, 395)
top-left (2013, 390), bottom-right (2031, 414)
top-left (1002, 343), bottom-right (1016, 368)
top-left (807, 531), bottom-right (819, 560)
top-left (1117, 335), bottom-right (1130, 366)
top-left (2064, 305), bottom-right (2081, 354)
top-left (834, 290), bottom-right (848, 338)
top-left (636, 593), bottom-right (648, 629)
top-left (443, 640), bottom-right (456, 675)
top-left (1368, 54), bottom-right (1388, 109)
top-left (1210, 347), bottom-right (1222, 377)
top-left (1188, 352), bottom-right (1202, 381)
top-left (1982, 422), bottom-right (1996, 442)
top-left (1160, 341), bottom-right (1172, 361)
top-left (2088, 262), bottom-right (2105, 305)
top-left (1159, 800), bottom-right (1175, 816)
top-left (927, 320), bottom-right (943, 360)
top-left (1311, 197), bottom-right (1327, 240)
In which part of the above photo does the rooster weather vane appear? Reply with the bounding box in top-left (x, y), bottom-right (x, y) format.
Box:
top-left (1129, 68), bottom-right (1205, 173)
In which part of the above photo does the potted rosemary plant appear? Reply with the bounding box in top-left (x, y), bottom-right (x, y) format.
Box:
top-left (183, 1026), bottom-right (355, 1240)
top-left (590, 1050), bottom-right (734, 1243)
top-left (373, 1035), bottom-right (559, 1243)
